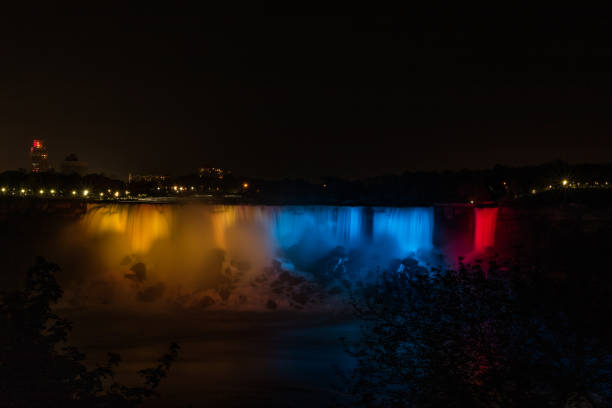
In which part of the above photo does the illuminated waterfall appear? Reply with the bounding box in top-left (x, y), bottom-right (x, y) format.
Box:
top-left (271, 206), bottom-right (366, 250)
top-left (474, 207), bottom-right (498, 251)
top-left (271, 206), bottom-right (434, 257)
top-left (81, 204), bottom-right (437, 274)
top-left (373, 207), bottom-right (434, 255)
top-left (68, 204), bottom-right (442, 308)
top-left (82, 204), bottom-right (172, 252)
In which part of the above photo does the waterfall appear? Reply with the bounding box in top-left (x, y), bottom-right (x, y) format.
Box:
top-left (82, 203), bottom-right (173, 252)
top-left (372, 207), bottom-right (434, 255)
top-left (81, 204), bottom-right (437, 275)
top-left (474, 207), bottom-right (498, 251)
top-left (270, 206), bottom-right (366, 250)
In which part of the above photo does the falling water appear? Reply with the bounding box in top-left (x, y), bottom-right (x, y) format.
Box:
top-left (81, 204), bottom-right (436, 264)
top-left (474, 207), bottom-right (498, 251)
top-left (82, 203), bottom-right (173, 252)
top-left (373, 207), bottom-right (434, 256)
top-left (47, 203), bottom-right (442, 309)
top-left (270, 206), bottom-right (366, 250)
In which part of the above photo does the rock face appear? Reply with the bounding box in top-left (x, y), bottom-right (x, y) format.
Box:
top-left (125, 263), bottom-right (147, 283)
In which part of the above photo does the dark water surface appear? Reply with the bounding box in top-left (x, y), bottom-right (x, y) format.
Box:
top-left (63, 308), bottom-right (358, 407)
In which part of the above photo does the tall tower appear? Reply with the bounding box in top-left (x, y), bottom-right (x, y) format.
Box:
top-left (30, 140), bottom-right (49, 173)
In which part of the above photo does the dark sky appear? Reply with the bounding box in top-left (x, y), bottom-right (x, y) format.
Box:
top-left (1, 14), bottom-right (612, 179)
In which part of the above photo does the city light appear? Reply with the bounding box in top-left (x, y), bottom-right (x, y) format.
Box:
top-left (39, 189), bottom-right (44, 195)
top-left (99, 192), bottom-right (104, 197)
top-left (125, 190), bottom-right (129, 195)
top-left (562, 179), bottom-right (568, 186)
top-left (72, 190), bottom-right (77, 195)
top-left (114, 191), bottom-right (119, 197)
top-left (0, 187), bottom-right (5, 193)
top-left (83, 190), bottom-right (89, 197)
top-left (242, 182), bottom-right (249, 189)
top-left (531, 189), bottom-right (537, 194)
top-left (50, 189), bottom-right (55, 194)
top-left (20, 189), bottom-right (25, 194)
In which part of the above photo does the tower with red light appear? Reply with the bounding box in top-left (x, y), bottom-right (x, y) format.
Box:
top-left (30, 139), bottom-right (49, 173)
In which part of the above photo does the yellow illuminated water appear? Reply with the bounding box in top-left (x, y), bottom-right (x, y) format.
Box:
top-left (72, 204), bottom-right (279, 308)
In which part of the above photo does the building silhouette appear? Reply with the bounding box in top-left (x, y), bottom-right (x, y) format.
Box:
top-left (30, 140), bottom-right (49, 173)
top-left (61, 153), bottom-right (88, 176)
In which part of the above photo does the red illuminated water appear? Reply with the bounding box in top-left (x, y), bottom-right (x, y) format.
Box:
top-left (474, 208), bottom-right (498, 251)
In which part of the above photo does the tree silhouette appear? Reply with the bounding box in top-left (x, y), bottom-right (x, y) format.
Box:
top-left (0, 257), bottom-right (179, 407)
top-left (342, 258), bottom-right (612, 407)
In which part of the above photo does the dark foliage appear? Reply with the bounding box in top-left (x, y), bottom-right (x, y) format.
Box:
top-left (343, 258), bottom-right (612, 407)
top-left (0, 257), bottom-right (179, 407)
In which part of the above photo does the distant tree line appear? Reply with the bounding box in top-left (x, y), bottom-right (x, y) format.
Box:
top-left (3, 160), bottom-right (612, 204)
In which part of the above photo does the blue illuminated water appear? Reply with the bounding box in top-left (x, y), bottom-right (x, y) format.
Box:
top-left (270, 206), bottom-right (434, 260)
top-left (373, 207), bottom-right (434, 256)
top-left (76, 204), bottom-right (438, 290)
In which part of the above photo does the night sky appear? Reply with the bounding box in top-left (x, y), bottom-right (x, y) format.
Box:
top-left (1, 14), bottom-right (612, 179)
